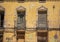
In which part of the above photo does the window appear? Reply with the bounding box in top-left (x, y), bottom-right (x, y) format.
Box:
top-left (37, 6), bottom-right (48, 29)
top-left (17, 31), bottom-right (25, 42)
top-left (17, 6), bottom-right (26, 29)
top-left (0, 6), bottom-right (5, 28)
top-left (37, 32), bottom-right (48, 42)
top-left (17, 31), bottom-right (25, 39)
top-left (17, 11), bottom-right (25, 24)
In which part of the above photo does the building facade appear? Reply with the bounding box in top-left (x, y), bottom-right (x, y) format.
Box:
top-left (0, 0), bottom-right (60, 42)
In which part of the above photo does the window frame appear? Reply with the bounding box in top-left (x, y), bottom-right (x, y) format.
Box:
top-left (16, 6), bottom-right (26, 29)
top-left (37, 6), bottom-right (48, 29)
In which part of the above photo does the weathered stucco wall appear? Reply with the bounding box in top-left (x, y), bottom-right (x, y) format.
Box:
top-left (0, 1), bottom-right (60, 42)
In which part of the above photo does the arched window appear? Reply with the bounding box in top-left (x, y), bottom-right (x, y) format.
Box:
top-left (37, 6), bottom-right (48, 29)
top-left (0, 6), bottom-right (5, 28)
top-left (17, 6), bottom-right (26, 29)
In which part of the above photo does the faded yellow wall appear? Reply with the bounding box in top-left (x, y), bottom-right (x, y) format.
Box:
top-left (0, 1), bottom-right (60, 42)
top-left (3, 32), bottom-right (16, 42)
top-left (48, 31), bottom-right (60, 42)
top-left (25, 31), bottom-right (37, 42)
top-left (0, 1), bottom-right (60, 28)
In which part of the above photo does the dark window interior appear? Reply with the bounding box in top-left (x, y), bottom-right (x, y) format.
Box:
top-left (17, 11), bottom-right (25, 18)
top-left (38, 10), bottom-right (47, 14)
top-left (37, 32), bottom-right (48, 42)
top-left (17, 31), bottom-right (25, 39)
top-left (37, 32), bottom-right (47, 37)
top-left (0, 11), bottom-right (4, 27)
